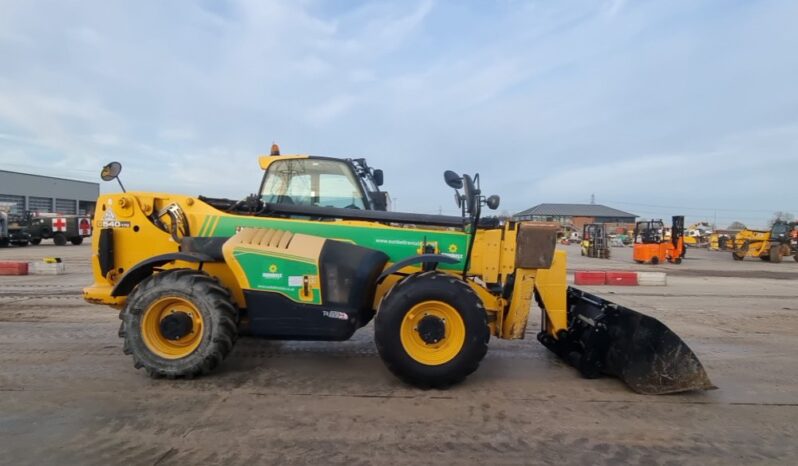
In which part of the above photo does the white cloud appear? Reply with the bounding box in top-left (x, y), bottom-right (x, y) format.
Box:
top-left (0, 0), bottom-right (796, 227)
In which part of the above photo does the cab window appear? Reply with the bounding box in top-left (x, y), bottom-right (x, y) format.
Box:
top-left (260, 159), bottom-right (367, 209)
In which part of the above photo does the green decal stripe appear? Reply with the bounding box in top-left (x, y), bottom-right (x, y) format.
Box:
top-left (206, 215), bottom-right (220, 236)
top-left (197, 216), bottom-right (210, 237)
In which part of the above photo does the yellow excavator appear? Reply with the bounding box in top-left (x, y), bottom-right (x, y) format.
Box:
top-left (82, 147), bottom-right (713, 394)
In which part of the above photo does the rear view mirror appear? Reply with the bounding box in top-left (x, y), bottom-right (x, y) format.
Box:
top-left (101, 161), bottom-right (122, 181)
top-left (444, 170), bottom-right (463, 189)
top-left (373, 169), bottom-right (384, 187)
top-left (486, 195), bottom-right (500, 210)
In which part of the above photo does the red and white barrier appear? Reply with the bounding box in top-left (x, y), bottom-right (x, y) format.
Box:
top-left (574, 270), bottom-right (667, 286)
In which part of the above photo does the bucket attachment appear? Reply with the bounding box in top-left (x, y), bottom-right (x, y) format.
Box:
top-left (538, 287), bottom-right (715, 395)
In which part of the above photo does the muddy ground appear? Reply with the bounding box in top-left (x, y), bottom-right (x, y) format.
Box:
top-left (1, 242), bottom-right (796, 465)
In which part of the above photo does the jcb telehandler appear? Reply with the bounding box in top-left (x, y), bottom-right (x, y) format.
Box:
top-left (728, 221), bottom-right (794, 263)
top-left (83, 148), bottom-right (712, 394)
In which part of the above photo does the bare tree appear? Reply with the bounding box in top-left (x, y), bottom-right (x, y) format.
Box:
top-left (727, 221), bottom-right (746, 230)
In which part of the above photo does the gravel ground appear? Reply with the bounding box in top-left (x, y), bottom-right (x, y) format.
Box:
top-left (1, 242), bottom-right (796, 465)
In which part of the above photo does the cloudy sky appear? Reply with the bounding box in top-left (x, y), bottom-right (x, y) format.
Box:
top-left (1, 0), bottom-right (796, 228)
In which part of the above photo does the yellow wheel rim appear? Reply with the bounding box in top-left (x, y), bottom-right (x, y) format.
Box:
top-left (399, 300), bottom-right (465, 366)
top-left (141, 297), bottom-right (204, 359)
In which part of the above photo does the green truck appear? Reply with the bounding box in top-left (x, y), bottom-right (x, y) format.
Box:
top-left (2, 211), bottom-right (92, 246)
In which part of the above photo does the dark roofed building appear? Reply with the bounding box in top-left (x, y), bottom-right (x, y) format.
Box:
top-left (514, 203), bottom-right (637, 234)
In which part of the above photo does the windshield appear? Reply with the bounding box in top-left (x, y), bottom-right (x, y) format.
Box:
top-left (772, 222), bottom-right (789, 236)
top-left (260, 159), bottom-right (367, 209)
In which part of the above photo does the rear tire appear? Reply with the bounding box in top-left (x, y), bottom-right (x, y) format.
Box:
top-left (794, 254), bottom-right (798, 262)
top-left (374, 272), bottom-right (489, 389)
top-left (732, 252), bottom-right (744, 261)
top-left (119, 269), bottom-right (238, 378)
top-left (69, 236), bottom-right (83, 245)
top-left (29, 237), bottom-right (41, 245)
top-left (53, 233), bottom-right (67, 246)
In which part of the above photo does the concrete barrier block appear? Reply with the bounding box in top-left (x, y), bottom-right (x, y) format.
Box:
top-left (637, 272), bottom-right (667, 286)
top-left (0, 261), bottom-right (28, 275)
top-left (574, 271), bottom-right (606, 285)
top-left (606, 271), bottom-right (638, 286)
top-left (28, 261), bottom-right (66, 275)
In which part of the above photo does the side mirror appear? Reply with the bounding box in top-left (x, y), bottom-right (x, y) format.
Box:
top-left (462, 174), bottom-right (479, 215)
top-left (486, 195), bottom-right (500, 210)
top-left (373, 169), bottom-right (384, 187)
top-left (444, 170), bottom-right (463, 189)
top-left (101, 161), bottom-right (122, 181)
top-left (100, 161), bottom-right (126, 192)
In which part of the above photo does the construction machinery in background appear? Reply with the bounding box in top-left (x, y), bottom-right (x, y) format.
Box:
top-left (790, 224), bottom-right (798, 261)
top-left (633, 216), bottom-right (685, 264)
top-left (0, 203), bottom-right (92, 247)
top-left (0, 203), bottom-right (30, 247)
top-left (82, 149), bottom-right (712, 395)
top-left (684, 222), bottom-right (712, 248)
top-left (727, 221), bottom-right (795, 262)
top-left (580, 223), bottom-right (610, 258)
top-left (17, 212), bottom-right (93, 246)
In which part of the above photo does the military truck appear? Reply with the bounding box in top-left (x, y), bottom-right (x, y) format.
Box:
top-left (11, 212), bottom-right (93, 246)
top-left (0, 203), bottom-right (32, 247)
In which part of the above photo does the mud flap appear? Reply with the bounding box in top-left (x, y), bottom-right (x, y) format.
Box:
top-left (538, 287), bottom-right (715, 395)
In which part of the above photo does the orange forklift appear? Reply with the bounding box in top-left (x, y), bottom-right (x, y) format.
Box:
top-left (633, 216), bottom-right (685, 264)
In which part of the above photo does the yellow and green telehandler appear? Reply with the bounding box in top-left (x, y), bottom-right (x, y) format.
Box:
top-left (83, 147), bottom-right (713, 394)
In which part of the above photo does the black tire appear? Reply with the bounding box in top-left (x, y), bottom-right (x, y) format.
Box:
top-left (672, 257), bottom-right (682, 265)
top-left (732, 252), bottom-right (744, 261)
top-left (794, 254), bottom-right (798, 263)
top-left (651, 256), bottom-right (659, 265)
top-left (119, 269), bottom-right (238, 378)
top-left (69, 236), bottom-right (83, 245)
top-left (53, 233), bottom-right (67, 246)
top-left (769, 246), bottom-right (782, 263)
top-left (374, 271), bottom-right (489, 388)
top-left (29, 237), bottom-right (41, 245)
top-left (0, 239), bottom-right (9, 248)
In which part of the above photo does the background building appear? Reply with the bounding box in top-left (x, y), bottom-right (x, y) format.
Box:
top-left (0, 170), bottom-right (100, 216)
top-left (513, 203), bottom-right (637, 234)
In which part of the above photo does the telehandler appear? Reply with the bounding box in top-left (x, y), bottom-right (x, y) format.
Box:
top-left (83, 148), bottom-right (712, 394)
top-left (728, 221), bottom-right (794, 263)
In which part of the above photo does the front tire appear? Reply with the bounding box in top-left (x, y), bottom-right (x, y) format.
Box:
top-left (769, 246), bottom-right (782, 263)
top-left (29, 237), bottom-right (42, 245)
top-left (70, 236), bottom-right (83, 245)
top-left (374, 272), bottom-right (489, 388)
top-left (119, 269), bottom-right (238, 378)
top-left (53, 233), bottom-right (67, 246)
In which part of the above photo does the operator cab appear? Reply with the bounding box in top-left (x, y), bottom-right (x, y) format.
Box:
top-left (771, 221), bottom-right (790, 240)
top-left (635, 220), bottom-right (665, 244)
top-left (259, 146), bottom-right (388, 211)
